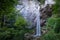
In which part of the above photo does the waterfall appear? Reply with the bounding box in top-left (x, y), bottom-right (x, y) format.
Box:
top-left (17, 0), bottom-right (41, 37)
top-left (16, 0), bottom-right (55, 37)
top-left (35, 11), bottom-right (41, 37)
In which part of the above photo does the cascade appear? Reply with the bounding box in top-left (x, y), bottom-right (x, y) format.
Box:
top-left (17, 0), bottom-right (41, 37)
top-left (16, 0), bottom-right (55, 37)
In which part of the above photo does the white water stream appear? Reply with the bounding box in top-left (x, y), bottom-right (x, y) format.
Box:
top-left (16, 0), bottom-right (55, 37)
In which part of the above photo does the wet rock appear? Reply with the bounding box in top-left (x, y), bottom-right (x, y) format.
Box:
top-left (40, 4), bottom-right (52, 27)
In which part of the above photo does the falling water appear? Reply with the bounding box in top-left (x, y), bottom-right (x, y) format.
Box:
top-left (16, 0), bottom-right (55, 37)
top-left (17, 0), bottom-right (41, 37)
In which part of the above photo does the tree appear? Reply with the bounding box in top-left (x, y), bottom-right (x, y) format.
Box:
top-left (41, 0), bottom-right (60, 40)
top-left (0, 0), bottom-right (31, 40)
top-left (0, 0), bottom-right (18, 27)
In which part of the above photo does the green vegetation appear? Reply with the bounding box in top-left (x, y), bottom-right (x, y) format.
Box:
top-left (41, 0), bottom-right (60, 40)
top-left (0, 0), bottom-right (31, 40)
top-left (0, 0), bottom-right (60, 40)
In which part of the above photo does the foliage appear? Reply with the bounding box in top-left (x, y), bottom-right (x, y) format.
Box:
top-left (46, 17), bottom-right (56, 29)
top-left (50, 0), bottom-right (60, 34)
top-left (52, 0), bottom-right (60, 33)
top-left (0, 0), bottom-right (18, 12)
top-left (54, 18), bottom-right (60, 33)
top-left (41, 0), bottom-right (60, 40)
top-left (52, 0), bottom-right (60, 15)
top-left (0, 0), bottom-right (18, 27)
top-left (41, 31), bottom-right (60, 40)
top-left (0, 0), bottom-right (31, 40)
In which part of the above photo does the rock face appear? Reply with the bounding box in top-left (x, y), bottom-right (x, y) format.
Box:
top-left (40, 4), bottom-right (52, 27)
top-left (27, 4), bottom-right (52, 29)
top-left (40, 4), bottom-right (53, 35)
top-left (24, 4), bottom-right (53, 40)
